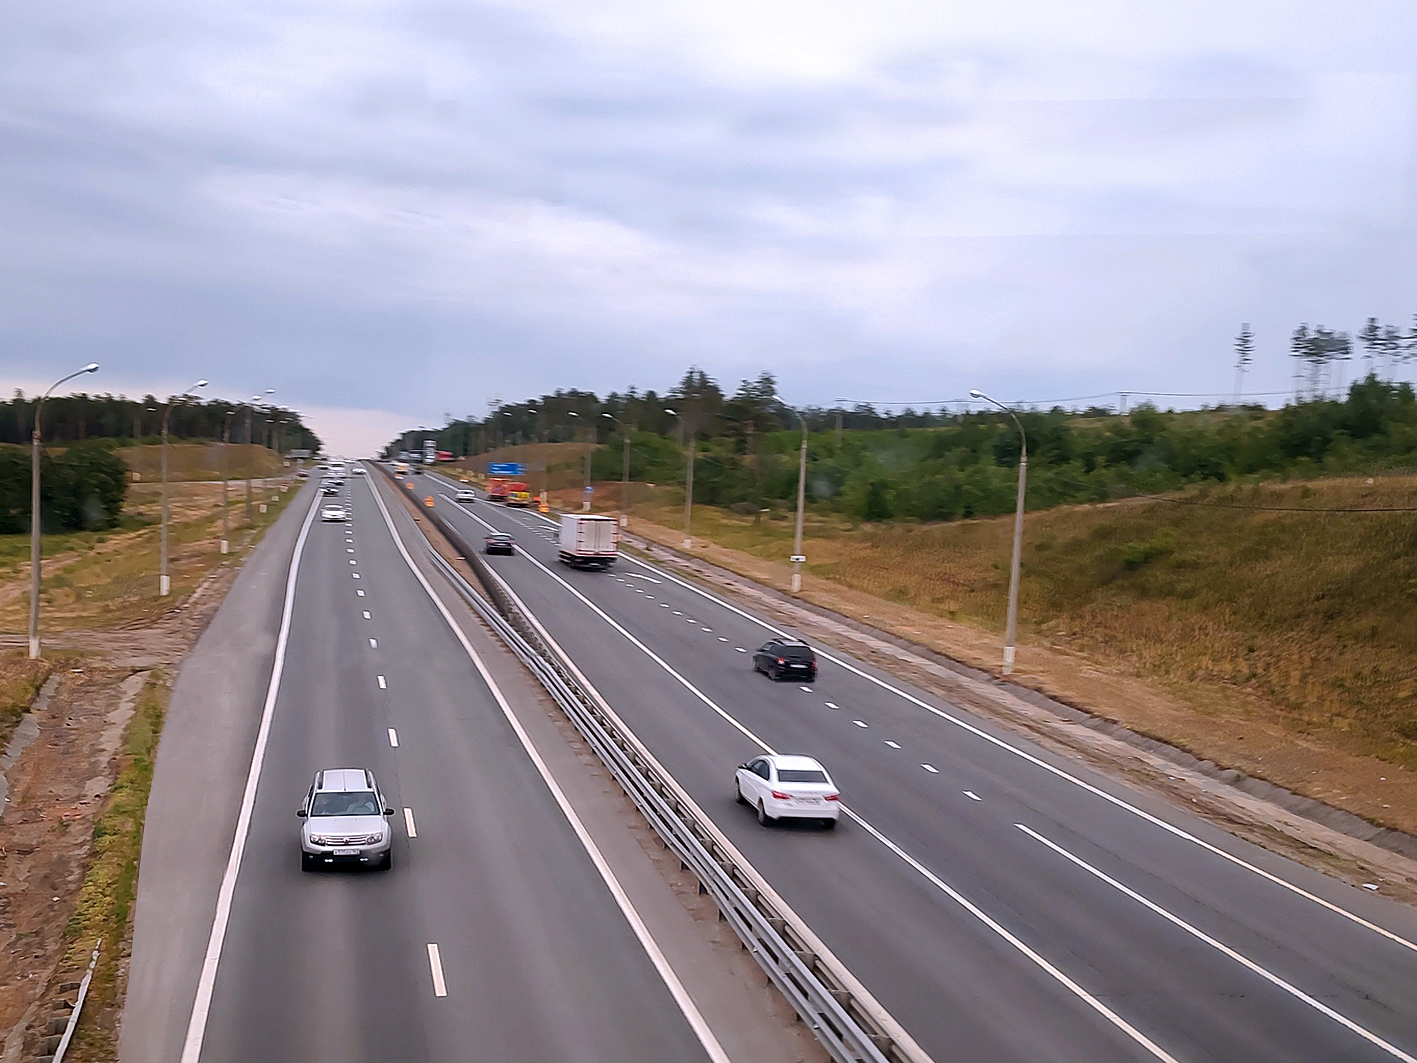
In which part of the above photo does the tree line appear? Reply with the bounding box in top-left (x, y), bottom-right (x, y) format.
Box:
top-left (397, 368), bottom-right (1417, 524)
top-left (0, 442), bottom-right (128, 535)
top-left (0, 393), bottom-right (322, 453)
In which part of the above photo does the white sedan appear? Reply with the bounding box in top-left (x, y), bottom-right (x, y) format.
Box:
top-left (735, 754), bottom-right (840, 828)
top-left (352, 466), bottom-right (367, 475)
top-left (321, 505), bottom-right (347, 522)
top-left (455, 488), bottom-right (477, 503)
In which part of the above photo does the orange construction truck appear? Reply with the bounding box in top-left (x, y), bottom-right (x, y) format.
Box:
top-left (505, 482), bottom-right (532, 506)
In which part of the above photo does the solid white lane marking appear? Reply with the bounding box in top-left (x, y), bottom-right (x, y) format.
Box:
top-left (387, 728), bottom-right (398, 747)
top-left (356, 589), bottom-right (365, 596)
top-left (427, 943), bottom-right (448, 997)
top-left (1018, 824), bottom-right (1417, 1063)
top-left (618, 552), bottom-right (1417, 954)
top-left (825, 701), bottom-right (839, 708)
top-left (377, 675), bottom-right (386, 689)
top-left (885, 741), bottom-right (901, 749)
top-left (369, 638), bottom-right (378, 648)
top-left (368, 467), bottom-right (733, 1063)
top-left (963, 790), bottom-right (981, 801)
top-left (179, 489), bottom-right (322, 1063)
top-left (363, 610), bottom-right (371, 619)
top-left (922, 764), bottom-right (939, 773)
top-left (853, 720), bottom-right (868, 728)
top-left (404, 807), bottom-right (417, 838)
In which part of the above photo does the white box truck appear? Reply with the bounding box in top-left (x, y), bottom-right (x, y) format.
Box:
top-left (559, 514), bottom-right (619, 569)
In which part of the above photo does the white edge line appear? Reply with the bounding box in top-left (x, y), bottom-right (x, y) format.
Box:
top-left (1017, 824), bottom-right (1417, 1063)
top-left (612, 549), bottom-right (1417, 954)
top-left (368, 471), bottom-right (732, 1063)
top-left (179, 487), bottom-right (322, 1063)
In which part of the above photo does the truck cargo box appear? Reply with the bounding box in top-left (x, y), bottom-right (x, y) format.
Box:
top-left (558, 514), bottom-right (619, 568)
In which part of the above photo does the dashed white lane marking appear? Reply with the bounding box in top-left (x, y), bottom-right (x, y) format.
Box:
top-left (403, 807), bottom-right (418, 838)
top-left (825, 701), bottom-right (839, 709)
top-left (885, 741), bottom-right (901, 749)
top-left (853, 720), bottom-right (869, 728)
top-left (646, 595), bottom-right (655, 599)
top-left (800, 685), bottom-right (813, 691)
top-left (718, 637), bottom-right (728, 642)
top-left (352, 573), bottom-right (360, 579)
top-left (963, 790), bottom-right (981, 801)
top-left (356, 589), bottom-right (365, 597)
top-left (363, 611), bottom-right (371, 619)
top-left (346, 548), bottom-right (355, 553)
top-left (377, 675), bottom-right (386, 689)
top-left (1018, 823), bottom-right (1417, 1063)
top-left (426, 943), bottom-right (448, 997)
top-left (627, 573), bottom-right (662, 583)
top-left (387, 728), bottom-right (398, 747)
top-left (369, 638), bottom-right (378, 648)
top-left (672, 610), bottom-right (683, 615)
top-left (923, 764), bottom-right (939, 773)
top-left (735, 647), bottom-right (745, 652)
top-left (349, 559), bottom-right (357, 565)
top-left (660, 603), bottom-right (670, 608)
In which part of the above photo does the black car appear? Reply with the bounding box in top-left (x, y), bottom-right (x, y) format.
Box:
top-left (321, 483), bottom-right (339, 496)
top-left (753, 639), bottom-right (817, 682)
top-left (484, 532), bottom-right (514, 556)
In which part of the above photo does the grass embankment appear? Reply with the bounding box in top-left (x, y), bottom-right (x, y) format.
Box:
top-left (118, 442), bottom-right (284, 482)
top-left (0, 475), bottom-right (298, 633)
top-left (56, 675), bottom-right (166, 1062)
top-left (0, 653), bottom-right (54, 745)
top-left (457, 442), bottom-right (598, 492)
top-left (628, 476), bottom-right (1417, 811)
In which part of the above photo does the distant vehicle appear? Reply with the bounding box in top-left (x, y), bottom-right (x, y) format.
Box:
top-left (558, 514), bottom-right (618, 569)
top-left (298, 768), bottom-right (394, 870)
top-left (735, 754), bottom-right (839, 828)
top-left (455, 489), bottom-right (477, 503)
top-left (394, 462), bottom-right (409, 475)
top-left (320, 505), bottom-right (347, 522)
top-left (413, 466), bottom-right (424, 475)
top-left (352, 466), bottom-right (367, 475)
top-left (486, 478), bottom-right (512, 503)
top-left (484, 532), bottom-right (515, 556)
top-left (753, 639), bottom-right (817, 682)
top-left (435, 450), bottom-right (454, 463)
top-left (321, 483), bottom-right (339, 496)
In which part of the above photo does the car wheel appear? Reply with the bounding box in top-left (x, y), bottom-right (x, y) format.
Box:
top-left (770, 665), bottom-right (781, 681)
top-left (736, 780), bottom-right (748, 805)
top-left (757, 801), bottom-right (775, 826)
top-left (380, 850), bottom-right (393, 871)
top-left (822, 818), bottom-right (837, 831)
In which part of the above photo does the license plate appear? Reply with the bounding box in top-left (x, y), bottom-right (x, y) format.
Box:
top-left (801, 798), bottom-right (824, 805)
top-left (332, 848), bottom-right (359, 856)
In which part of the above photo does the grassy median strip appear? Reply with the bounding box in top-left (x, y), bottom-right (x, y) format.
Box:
top-left (57, 673), bottom-right (167, 1062)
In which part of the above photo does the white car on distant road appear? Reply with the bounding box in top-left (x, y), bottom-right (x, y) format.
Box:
top-left (352, 465), bottom-right (366, 475)
top-left (321, 505), bottom-right (347, 522)
top-left (735, 754), bottom-right (840, 828)
top-left (455, 488), bottom-right (476, 503)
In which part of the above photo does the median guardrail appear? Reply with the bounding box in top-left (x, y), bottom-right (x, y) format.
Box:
top-left (375, 463), bottom-right (925, 1063)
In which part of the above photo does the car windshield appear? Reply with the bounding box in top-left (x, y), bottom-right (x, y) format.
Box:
top-left (777, 769), bottom-right (828, 783)
top-left (311, 791), bottom-right (381, 817)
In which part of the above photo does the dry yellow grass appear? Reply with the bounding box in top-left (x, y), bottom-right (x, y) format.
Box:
top-left (119, 442), bottom-right (285, 482)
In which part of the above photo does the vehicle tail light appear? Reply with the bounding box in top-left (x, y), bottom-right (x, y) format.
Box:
top-left (771, 790), bottom-right (790, 800)
top-left (824, 793), bottom-right (840, 801)
top-left (776, 658), bottom-right (785, 664)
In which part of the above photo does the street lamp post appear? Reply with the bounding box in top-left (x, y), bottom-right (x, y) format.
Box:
top-left (161, 379), bottom-right (209, 596)
top-left (790, 412), bottom-right (809, 594)
top-left (663, 408), bottom-right (694, 548)
top-left (970, 389), bottom-right (1028, 674)
top-left (602, 412), bottom-right (632, 527)
top-left (246, 389), bottom-right (273, 519)
top-left (28, 362), bottom-right (100, 658)
top-left (221, 410), bottom-right (234, 554)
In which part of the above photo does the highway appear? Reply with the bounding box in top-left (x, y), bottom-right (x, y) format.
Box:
top-left (414, 465), bottom-right (1417, 1063)
top-left (124, 476), bottom-right (738, 1063)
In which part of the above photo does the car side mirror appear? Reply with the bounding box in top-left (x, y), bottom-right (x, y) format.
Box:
top-left (296, 808), bottom-right (307, 817)
top-left (384, 807), bottom-right (394, 817)
top-left (737, 762), bottom-right (748, 770)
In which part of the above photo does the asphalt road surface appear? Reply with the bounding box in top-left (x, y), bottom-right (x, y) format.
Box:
top-left (418, 466), bottom-right (1417, 1063)
top-left (129, 477), bottom-right (718, 1063)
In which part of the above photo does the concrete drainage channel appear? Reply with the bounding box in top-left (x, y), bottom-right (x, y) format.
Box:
top-left (384, 467), bottom-right (921, 1063)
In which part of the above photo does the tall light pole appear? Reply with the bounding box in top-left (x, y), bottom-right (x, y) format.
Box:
top-left (790, 411), bottom-right (809, 594)
top-left (246, 389), bottom-right (273, 519)
top-left (602, 412), bottom-right (632, 527)
top-left (161, 379), bottom-right (208, 596)
top-left (220, 410), bottom-right (234, 554)
top-left (970, 389), bottom-right (1027, 674)
top-left (664, 408), bottom-right (694, 549)
top-left (28, 362), bottom-right (100, 659)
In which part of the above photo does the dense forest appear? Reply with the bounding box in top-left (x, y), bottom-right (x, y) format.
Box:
top-left (0, 442), bottom-right (128, 534)
top-left (0, 393), bottom-right (322, 454)
top-left (396, 369), bottom-right (1417, 522)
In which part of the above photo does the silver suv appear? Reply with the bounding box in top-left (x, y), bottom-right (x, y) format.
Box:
top-left (298, 768), bottom-right (393, 871)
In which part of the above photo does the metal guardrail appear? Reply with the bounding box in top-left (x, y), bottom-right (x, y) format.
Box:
top-left (50, 939), bottom-right (100, 1063)
top-left (378, 465), bottom-right (919, 1063)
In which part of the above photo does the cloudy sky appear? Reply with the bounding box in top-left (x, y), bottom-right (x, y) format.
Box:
top-left (3, 0), bottom-right (1416, 454)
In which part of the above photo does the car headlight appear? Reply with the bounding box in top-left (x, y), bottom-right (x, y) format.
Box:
top-left (308, 834), bottom-right (329, 845)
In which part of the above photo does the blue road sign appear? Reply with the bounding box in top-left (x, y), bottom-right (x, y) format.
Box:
top-left (488, 462), bottom-right (526, 476)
